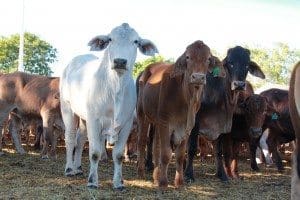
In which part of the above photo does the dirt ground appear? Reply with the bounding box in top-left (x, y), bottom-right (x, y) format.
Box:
top-left (0, 143), bottom-right (292, 200)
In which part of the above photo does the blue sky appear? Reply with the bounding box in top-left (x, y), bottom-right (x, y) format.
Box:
top-left (0, 0), bottom-right (300, 76)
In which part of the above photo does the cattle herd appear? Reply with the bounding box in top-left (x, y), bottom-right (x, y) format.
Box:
top-left (0, 23), bottom-right (299, 198)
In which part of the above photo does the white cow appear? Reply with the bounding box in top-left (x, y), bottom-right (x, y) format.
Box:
top-left (60, 23), bottom-right (158, 189)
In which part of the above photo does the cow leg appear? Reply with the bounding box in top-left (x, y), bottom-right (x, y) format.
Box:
top-left (0, 105), bottom-right (14, 155)
top-left (137, 116), bottom-right (149, 178)
top-left (174, 138), bottom-right (187, 188)
top-left (9, 114), bottom-right (26, 154)
top-left (73, 120), bottom-right (87, 175)
top-left (61, 102), bottom-right (79, 176)
top-left (86, 119), bottom-right (102, 188)
top-left (223, 134), bottom-right (233, 178)
top-left (158, 124), bottom-right (171, 189)
top-left (214, 134), bottom-right (228, 182)
top-left (231, 141), bottom-right (241, 179)
top-left (250, 138), bottom-right (260, 171)
top-left (34, 125), bottom-right (43, 150)
top-left (146, 124), bottom-right (154, 171)
top-left (184, 130), bottom-right (198, 182)
top-left (40, 112), bottom-right (56, 159)
top-left (152, 126), bottom-right (160, 185)
top-left (112, 117), bottom-right (133, 190)
top-left (267, 134), bottom-right (284, 171)
top-left (260, 129), bottom-right (273, 165)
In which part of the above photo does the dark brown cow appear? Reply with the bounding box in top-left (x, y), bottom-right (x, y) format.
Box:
top-left (289, 61), bottom-right (300, 199)
top-left (137, 41), bottom-right (225, 189)
top-left (0, 72), bottom-right (62, 158)
top-left (257, 88), bottom-right (295, 171)
top-left (185, 46), bottom-right (266, 182)
top-left (222, 93), bottom-right (274, 179)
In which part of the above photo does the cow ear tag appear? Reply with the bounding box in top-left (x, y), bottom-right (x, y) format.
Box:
top-left (212, 66), bottom-right (220, 77)
top-left (271, 113), bottom-right (278, 120)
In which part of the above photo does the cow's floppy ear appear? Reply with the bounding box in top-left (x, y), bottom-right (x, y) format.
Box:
top-left (208, 56), bottom-right (226, 78)
top-left (171, 53), bottom-right (187, 77)
top-left (88, 35), bottom-right (111, 51)
top-left (249, 61), bottom-right (265, 79)
top-left (137, 39), bottom-right (158, 56)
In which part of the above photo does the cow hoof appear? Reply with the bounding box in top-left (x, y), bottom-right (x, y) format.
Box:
top-left (185, 176), bottom-right (195, 183)
top-left (87, 183), bottom-right (98, 189)
top-left (114, 186), bottom-right (125, 191)
top-left (74, 166), bottom-right (83, 176)
top-left (65, 168), bottom-right (75, 177)
top-left (41, 155), bottom-right (49, 160)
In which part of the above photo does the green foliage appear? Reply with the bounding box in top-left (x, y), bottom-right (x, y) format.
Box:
top-left (133, 55), bottom-right (173, 78)
top-left (0, 32), bottom-right (57, 75)
top-left (247, 43), bottom-right (300, 86)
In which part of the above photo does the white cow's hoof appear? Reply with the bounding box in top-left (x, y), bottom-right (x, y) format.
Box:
top-left (65, 168), bottom-right (75, 177)
top-left (114, 185), bottom-right (125, 191)
top-left (41, 155), bottom-right (49, 160)
top-left (87, 182), bottom-right (98, 189)
top-left (74, 166), bottom-right (83, 176)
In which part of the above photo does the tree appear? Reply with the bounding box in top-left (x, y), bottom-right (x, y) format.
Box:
top-left (0, 32), bottom-right (57, 75)
top-left (133, 55), bottom-right (173, 78)
top-left (247, 43), bottom-right (300, 86)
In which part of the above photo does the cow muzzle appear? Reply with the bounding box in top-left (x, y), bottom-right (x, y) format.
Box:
top-left (231, 81), bottom-right (246, 91)
top-left (190, 73), bottom-right (206, 85)
top-left (112, 58), bottom-right (127, 70)
top-left (250, 127), bottom-right (262, 139)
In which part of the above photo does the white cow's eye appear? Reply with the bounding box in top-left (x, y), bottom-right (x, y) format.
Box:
top-left (134, 40), bottom-right (139, 44)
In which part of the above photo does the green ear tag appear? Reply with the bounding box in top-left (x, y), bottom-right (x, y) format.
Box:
top-left (271, 113), bottom-right (278, 120)
top-left (212, 66), bottom-right (220, 77)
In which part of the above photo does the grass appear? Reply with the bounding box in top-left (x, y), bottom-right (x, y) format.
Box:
top-left (0, 143), bottom-right (292, 200)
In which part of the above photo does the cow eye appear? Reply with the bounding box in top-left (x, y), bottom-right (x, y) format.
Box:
top-left (134, 40), bottom-right (139, 44)
top-left (186, 55), bottom-right (190, 60)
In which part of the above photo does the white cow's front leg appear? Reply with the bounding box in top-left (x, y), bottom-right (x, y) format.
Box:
top-left (61, 102), bottom-right (78, 176)
top-left (112, 116), bottom-right (133, 190)
top-left (87, 118), bottom-right (102, 188)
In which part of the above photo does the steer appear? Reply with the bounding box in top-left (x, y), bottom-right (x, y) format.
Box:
top-left (222, 93), bottom-right (274, 179)
top-left (185, 46), bottom-right (266, 182)
top-left (0, 73), bottom-right (61, 158)
top-left (60, 23), bottom-right (158, 190)
top-left (289, 61), bottom-right (300, 200)
top-left (253, 88), bottom-right (295, 171)
top-left (137, 41), bottom-right (225, 189)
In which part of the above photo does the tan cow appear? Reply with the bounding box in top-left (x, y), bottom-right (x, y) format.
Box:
top-left (0, 72), bottom-right (62, 158)
top-left (289, 61), bottom-right (300, 200)
top-left (137, 41), bottom-right (225, 189)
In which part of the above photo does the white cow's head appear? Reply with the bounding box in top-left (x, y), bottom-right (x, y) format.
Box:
top-left (88, 23), bottom-right (158, 73)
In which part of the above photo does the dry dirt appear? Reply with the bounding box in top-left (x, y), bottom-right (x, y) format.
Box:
top-left (0, 143), bottom-right (292, 200)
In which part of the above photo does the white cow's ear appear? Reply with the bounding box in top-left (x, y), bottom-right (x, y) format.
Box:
top-left (88, 35), bottom-right (111, 51)
top-left (138, 39), bottom-right (158, 56)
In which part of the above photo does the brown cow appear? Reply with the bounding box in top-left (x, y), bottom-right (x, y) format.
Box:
top-left (0, 72), bottom-right (62, 158)
top-left (137, 41), bottom-right (225, 189)
top-left (289, 61), bottom-right (300, 199)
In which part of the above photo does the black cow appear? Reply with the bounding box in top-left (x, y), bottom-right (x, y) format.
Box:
top-left (185, 46), bottom-right (265, 182)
